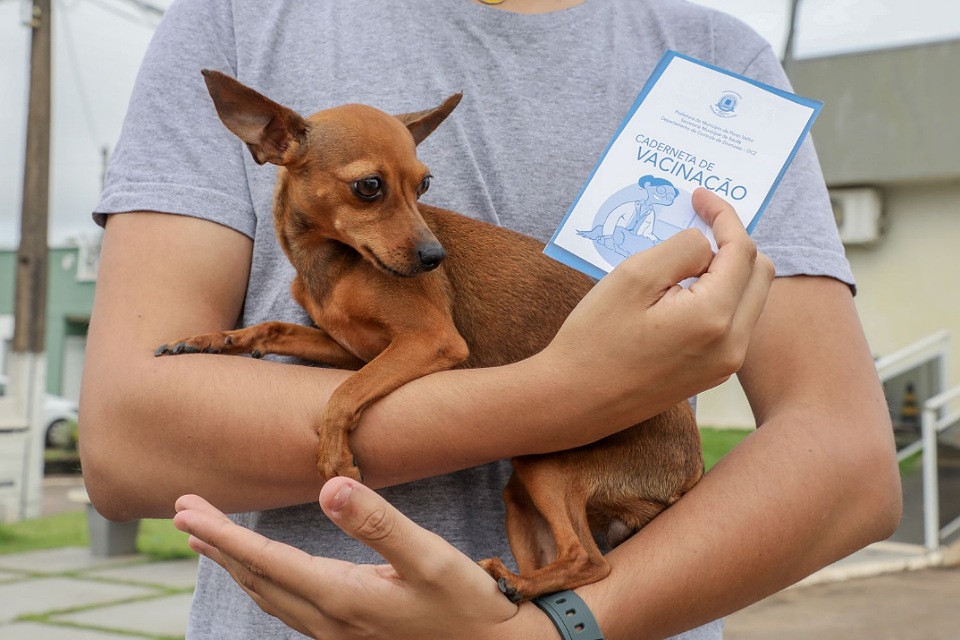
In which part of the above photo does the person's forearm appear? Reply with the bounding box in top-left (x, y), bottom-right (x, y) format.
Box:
top-left (578, 277), bottom-right (902, 639)
top-left (82, 351), bottom-right (335, 520)
top-left (579, 409), bottom-right (900, 640)
top-left (353, 347), bottom-right (702, 490)
top-left (81, 342), bottom-right (683, 520)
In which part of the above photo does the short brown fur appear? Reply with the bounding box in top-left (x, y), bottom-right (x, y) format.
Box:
top-left (158, 70), bottom-right (704, 601)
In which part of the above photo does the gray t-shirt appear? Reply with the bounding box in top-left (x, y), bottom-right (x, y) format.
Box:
top-left (95, 1), bottom-right (853, 638)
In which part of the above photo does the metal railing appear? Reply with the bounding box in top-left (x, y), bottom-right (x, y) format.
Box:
top-left (875, 330), bottom-right (954, 550)
top-left (920, 386), bottom-right (960, 549)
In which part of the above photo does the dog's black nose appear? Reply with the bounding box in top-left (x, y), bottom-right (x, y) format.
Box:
top-left (418, 243), bottom-right (446, 270)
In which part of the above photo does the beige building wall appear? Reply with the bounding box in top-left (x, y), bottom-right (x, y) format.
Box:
top-left (698, 179), bottom-right (960, 428)
top-left (848, 181), bottom-right (959, 366)
top-left (697, 377), bottom-right (753, 429)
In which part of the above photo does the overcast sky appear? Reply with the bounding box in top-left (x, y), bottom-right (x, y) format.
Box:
top-left (1, 0), bottom-right (958, 248)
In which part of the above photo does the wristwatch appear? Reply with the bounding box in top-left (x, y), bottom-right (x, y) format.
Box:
top-left (533, 590), bottom-right (605, 640)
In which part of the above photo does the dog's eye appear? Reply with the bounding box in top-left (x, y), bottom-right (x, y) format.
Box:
top-left (352, 177), bottom-right (382, 201)
top-left (416, 175), bottom-right (432, 198)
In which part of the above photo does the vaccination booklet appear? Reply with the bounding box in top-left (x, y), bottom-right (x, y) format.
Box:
top-left (544, 50), bottom-right (822, 280)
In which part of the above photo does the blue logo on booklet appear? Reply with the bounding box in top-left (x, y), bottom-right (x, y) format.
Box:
top-left (711, 91), bottom-right (741, 118)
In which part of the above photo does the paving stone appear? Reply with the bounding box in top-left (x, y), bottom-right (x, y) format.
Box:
top-left (0, 548), bottom-right (141, 575)
top-left (52, 593), bottom-right (194, 638)
top-left (0, 576), bottom-right (156, 622)
top-left (83, 557), bottom-right (198, 589)
top-left (0, 621), bottom-right (142, 639)
top-left (0, 571), bottom-right (22, 585)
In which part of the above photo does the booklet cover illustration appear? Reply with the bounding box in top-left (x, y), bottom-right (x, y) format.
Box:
top-left (545, 51), bottom-right (823, 280)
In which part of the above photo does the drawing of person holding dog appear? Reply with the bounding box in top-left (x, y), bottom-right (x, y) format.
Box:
top-left (578, 175), bottom-right (679, 256)
top-left (81, 0), bottom-right (902, 639)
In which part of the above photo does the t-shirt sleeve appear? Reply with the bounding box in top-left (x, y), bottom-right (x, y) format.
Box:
top-left (93, 0), bottom-right (256, 239)
top-left (734, 45), bottom-right (856, 291)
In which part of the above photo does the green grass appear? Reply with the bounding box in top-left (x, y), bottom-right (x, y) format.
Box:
top-left (0, 510), bottom-right (195, 559)
top-left (897, 449), bottom-right (922, 476)
top-left (0, 510), bottom-right (88, 554)
top-left (700, 426), bottom-right (752, 471)
top-left (138, 518), bottom-right (198, 560)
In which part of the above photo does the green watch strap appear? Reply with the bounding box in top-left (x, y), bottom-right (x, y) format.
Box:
top-left (532, 590), bottom-right (605, 640)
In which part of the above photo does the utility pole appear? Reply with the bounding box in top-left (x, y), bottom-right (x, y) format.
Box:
top-left (14, 0), bottom-right (51, 355)
top-left (783, 0), bottom-right (802, 68)
top-left (2, 0), bottom-right (52, 523)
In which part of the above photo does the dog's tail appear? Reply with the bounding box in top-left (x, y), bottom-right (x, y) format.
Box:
top-left (577, 224), bottom-right (604, 241)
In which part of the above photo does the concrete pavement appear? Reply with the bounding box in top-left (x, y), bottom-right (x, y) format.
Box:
top-left (0, 547), bottom-right (196, 639)
top-left (0, 475), bottom-right (957, 639)
top-left (0, 475), bottom-right (196, 639)
top-left (725, 564), bottom-right (960, 640)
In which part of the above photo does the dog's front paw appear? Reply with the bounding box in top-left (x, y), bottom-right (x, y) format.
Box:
top-left (316, 451), bottom-right (363, 483)
top-left (155, 331), bottom-right (261, 358)
top-left (477, 558), bottom-right (523, 603)
top-left (155, 341), bottom-right (202, 356)
top-left (316, 411), bottom-right (364, 482)
top-left (155, 332), bottom-right (237, 357)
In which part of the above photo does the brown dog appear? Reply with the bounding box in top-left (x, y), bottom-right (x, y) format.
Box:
top-left (157, 70), bottom-right (703, 602)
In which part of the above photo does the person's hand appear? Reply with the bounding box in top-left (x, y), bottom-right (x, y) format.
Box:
top-left (173, 478), bottom-right (536, 639)
top-left (538, 188), bottom-right (775, 428)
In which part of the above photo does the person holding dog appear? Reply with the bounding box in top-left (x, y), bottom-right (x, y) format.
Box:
top-left (80, 0), bottom-right (901, 638)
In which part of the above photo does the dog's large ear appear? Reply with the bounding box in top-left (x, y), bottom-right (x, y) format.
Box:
top-left (395, 93), bottom-right (463, 145)
top-left (201, 69), bottom-right (307, 166)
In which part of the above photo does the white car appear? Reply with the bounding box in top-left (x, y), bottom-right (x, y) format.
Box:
top-left (41, 393), bottom-right (80, 449)
top-left (0, 375), bottom-right (79, 450)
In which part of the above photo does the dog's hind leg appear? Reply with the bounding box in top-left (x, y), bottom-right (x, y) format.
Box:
top-left (478, 470), bottom-right (554, 584)
top-left (503, 472), bottom-right (556, 575)
top-left (479, 457), bottom-right (610, 602)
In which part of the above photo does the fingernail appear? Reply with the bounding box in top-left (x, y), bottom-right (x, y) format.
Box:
top-left (329, 482), bottom-right (354, 513)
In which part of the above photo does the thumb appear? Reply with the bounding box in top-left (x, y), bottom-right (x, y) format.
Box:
top-left (320, 477), bottom-right (457, 580)
top-left (616, 226), bottom-right (714, 290)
